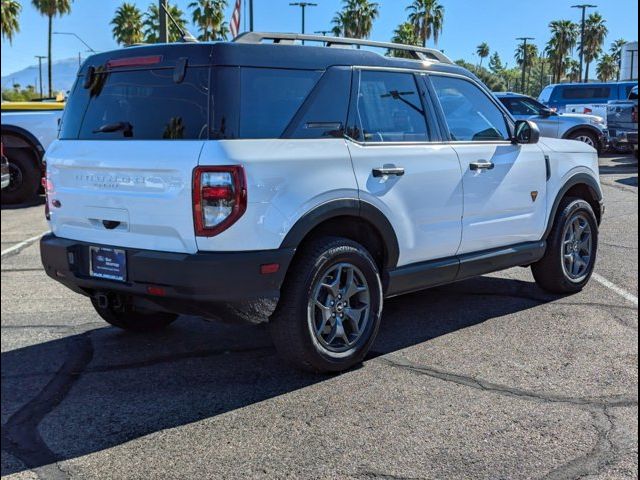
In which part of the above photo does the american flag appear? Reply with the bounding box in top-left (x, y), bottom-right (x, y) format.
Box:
top-left (230, 0), bottom-right (241, 39)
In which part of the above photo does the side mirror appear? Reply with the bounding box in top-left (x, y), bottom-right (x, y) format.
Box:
top-left (540, 108), bottom-right (555, 117)
top-left (513, 120), bottom-right (540, 144)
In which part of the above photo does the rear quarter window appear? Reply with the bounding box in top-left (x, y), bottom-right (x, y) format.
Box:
top-left (561, 86), bottom-right (611, 101)
top-left (61, 67), bottom-right (209, 140)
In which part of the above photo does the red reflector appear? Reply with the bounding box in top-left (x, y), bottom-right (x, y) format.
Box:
top-left (146, 286), bottom-right (166, 296)
top-left (260, 263), bottom-right (280, 275)
top-left (107, 55), bottom-right (163, 69)
top-left (202, 185), bottom-right (233, 200)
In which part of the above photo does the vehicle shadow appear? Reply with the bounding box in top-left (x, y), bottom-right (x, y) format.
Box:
top-left (0, 195), bottom-right (45, 210)
top-left (1, 275), bottom-right (559, 475)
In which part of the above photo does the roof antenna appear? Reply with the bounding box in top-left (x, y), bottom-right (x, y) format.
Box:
top-left (160, 2), bottom-right (198, 43)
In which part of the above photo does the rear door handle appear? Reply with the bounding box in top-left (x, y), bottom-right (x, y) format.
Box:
top-left (469, 160), bottom-right (495, 171)
top-left (372, 167), bottom-right (405, 178)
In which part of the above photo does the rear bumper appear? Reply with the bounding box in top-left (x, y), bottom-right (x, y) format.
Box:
top-left (608, 128), bottom-right (638, 146)
top-left (40, 233), bottom-right (295, 311)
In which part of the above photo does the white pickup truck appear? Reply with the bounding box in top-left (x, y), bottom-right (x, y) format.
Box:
top-left (1, 102), bottom-right (64, 204)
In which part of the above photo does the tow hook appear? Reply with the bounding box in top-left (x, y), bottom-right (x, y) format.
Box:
top-left (94, 292), bottom-right (123, 310)
top-left (95, 292), bottom-right (110, 309)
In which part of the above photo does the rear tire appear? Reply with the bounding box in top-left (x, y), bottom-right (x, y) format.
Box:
top-left (1, 148), bottom-right (40, 205)
top-left (91, 296), bottom-right (178, 332)
top-left (532, 197), bottom-right (598, 294)
top-left (269, 237), bottom-right (383, 373)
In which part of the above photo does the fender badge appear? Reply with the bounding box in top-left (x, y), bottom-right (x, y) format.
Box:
top-left (530, 191), bottom-right (539, 202)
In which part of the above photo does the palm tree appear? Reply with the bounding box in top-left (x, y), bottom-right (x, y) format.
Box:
top-left (597, 53), bottom-right (617, 81)
top-left (189, 0), bottom-right (228, 41)
top-left (515, 42), bottom-right (538, 93)
top-left (331, 0), bottom-right (379, 39)
top-left (406, 0), bottom-right (444, 47)
top-left (609, 38), bottom-right (626, 81)
top-left (546, 20), bottom-right (579, 83)
top-left (580, 12), bottom-right (607, 82)
top-left (1, 0), bottom-right (22, 44)
top-left (32, 0), bottom-right (73, 98)
top-left (566, 58), bottom-right (581, 82)
top-left (476, 42), bottom-right (490, 68)
top-left (390, 22), bottom-right (421, 58)
top-left (143, 2), bottom-right (187, 43)
top-left (111, 2), bottom-right (144, 46)
top-left (488, 52), bottom-right (504, 74)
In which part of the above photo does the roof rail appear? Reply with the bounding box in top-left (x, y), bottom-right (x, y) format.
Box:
top-left (233, 32), bottom-right (453, 64)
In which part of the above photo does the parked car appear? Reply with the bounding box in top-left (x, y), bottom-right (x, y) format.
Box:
top-left (496, 92), bottom-right (608, 151)
top-left (0, 101), bottom-right (65, 204)
top-left (606, 85), bottom-right (638, 154)
top-left (40, 33), bottom-right (604, 372)
top-left (538, 81), bottom-right (637, 115)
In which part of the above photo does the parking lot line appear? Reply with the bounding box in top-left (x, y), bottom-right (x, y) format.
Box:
top-left (1, 231), bottom-right (49, 259)
top-left (592, 272), bottom-right (639, 306)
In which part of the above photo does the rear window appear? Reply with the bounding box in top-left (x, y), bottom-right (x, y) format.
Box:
top-left (60, 67), bottom-right (209, 140)
top-left (538, 85), bottom-right (554, 104)
top-left (239, 68), bottom-right (322, 139)
top-left (561, 86), bottom-right (611, 100)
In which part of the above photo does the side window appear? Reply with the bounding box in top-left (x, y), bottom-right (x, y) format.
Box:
top-left (239, 68), bottom-right (321, 139)
top-left (356, 70), bottom-right (430, 143)
top-left (430, 75), bottom-right (510, 142)
top-left (503, 98), bottom-right (539, 115)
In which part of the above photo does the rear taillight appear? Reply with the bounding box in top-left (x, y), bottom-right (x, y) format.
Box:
top-left (193, 166), bottom-right (247, 237)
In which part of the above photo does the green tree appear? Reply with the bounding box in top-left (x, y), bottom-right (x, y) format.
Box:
top-left (597, 53), bottom-right (618, 81)
top-left (610, 38), bottom-right (626, 81)
top-left (143, 2), bottom-right (187, 43)
top-left (389, 22), bottom-right (421, 58)
top-left (515, 42), bottom-right (538, 93)
top-left (31, 0), bottom-right (73, 97)
top-left (546, 20), bottom-right (579, 83)
top-left (476, 42), bottom-right (490, 67)
top-left (488, 52), bottom-right (504, 74)
top-left (1, 0), bottom-right (22, 44)
top-left (331, 0), bottom-right (379, 39)
top-left (111, 2), bottom-right (144, 46)
top-left (580, 12), bottom-right (607, 82)
top-left (406, 0), bottom-right (444, 47)
top-left (454, 60), bottom-right (506, 92)
top-left (566, 58), bottom-right (581, 82)
top-left (189, 0), bottom-right (228, 41)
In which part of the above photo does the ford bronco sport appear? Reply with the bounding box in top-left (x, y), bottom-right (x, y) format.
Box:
top-left (40, 33), bottom-right (604, 372)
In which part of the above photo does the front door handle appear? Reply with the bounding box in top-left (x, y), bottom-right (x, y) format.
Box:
top-left (372, 167), bottom-right (405, 178)
top-left (469, 160), bottom-right (495, 171)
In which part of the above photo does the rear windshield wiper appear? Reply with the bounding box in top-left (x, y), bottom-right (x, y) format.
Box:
top-left (93, 121), bottom-right (133, 137)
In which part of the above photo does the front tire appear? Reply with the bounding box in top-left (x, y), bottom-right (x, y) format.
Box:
top-left (532, 197), bottom-right (598, 294)
top-left (91, 296), bottom-right (178, 332)
top-left (269, 237), bottom-right (383, 373)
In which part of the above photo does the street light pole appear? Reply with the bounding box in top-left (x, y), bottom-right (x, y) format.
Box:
top-left (249, 0), bottom-right (254, 32)
top-left (159, 0), bottom-right (168, 42)
top-left (290, 2), bottom-right (317, 43)
top-left (52, 32), bottom-right (96, 52)
top-left (572, 4), bottom-right (597, 82)
top-left (629, 49), bottom-right (638, 81)
top-left (516, 37), bottom-right (534, 94)
top-left (35, 56), bottom-right (46, 99)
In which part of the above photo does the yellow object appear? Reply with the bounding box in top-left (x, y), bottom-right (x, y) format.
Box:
top-left (1, 101), bottom-right (65, 111)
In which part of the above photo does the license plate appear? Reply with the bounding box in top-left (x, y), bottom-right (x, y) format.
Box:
top-left (89, 246), bottom-right (127, 282)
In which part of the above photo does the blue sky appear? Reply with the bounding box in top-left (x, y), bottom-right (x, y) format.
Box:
top-left (1, 0), bottom-right (638, 77)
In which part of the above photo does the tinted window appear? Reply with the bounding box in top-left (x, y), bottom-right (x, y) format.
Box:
top-left (500, 97), bottom-right (542, 115)
top-left (629, 87), bottom-right (638, 100)
top-left (239, 68), bottom-right (321, 139)
top-left (431, 76), bottom-right (509, 141)
top-left (62, 67), bottom-right (209, 140)
top-left (356, 70), bottom-right (429, 142)
top-left (561, 86), bottom-right (611, 100)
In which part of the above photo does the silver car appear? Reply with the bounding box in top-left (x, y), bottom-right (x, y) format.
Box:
top-left (496, 92), bottom-right (608, 152)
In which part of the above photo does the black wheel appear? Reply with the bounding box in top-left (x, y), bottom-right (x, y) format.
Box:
top-left (567, 130), bottom-right (599, 150)
top-left (91, 296), bottom-right (178, 332)
top-left (1, 148), bottom-right (40, 205)
top-left (269, 237), bottom-right (383, 373)
top-left (532, 197), bottom-right (598, 294)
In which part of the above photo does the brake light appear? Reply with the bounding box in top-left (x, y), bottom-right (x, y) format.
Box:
top-left (106, 55), bottom-right (162, 69)
top-left (193, 166), bottom-right (247, 237)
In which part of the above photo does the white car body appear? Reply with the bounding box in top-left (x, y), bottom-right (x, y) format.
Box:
top-left (1, 109), bottom-right (63, 151)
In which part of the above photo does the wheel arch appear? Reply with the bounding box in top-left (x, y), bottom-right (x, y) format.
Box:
top-left (1, 125), bottom-right (45, 169)
top-left (544, 173), bottom-right (603, 240)
top-left (280, 199), bottom-right (400, 270)
top-left (562, 125), bottom-right (602, 141)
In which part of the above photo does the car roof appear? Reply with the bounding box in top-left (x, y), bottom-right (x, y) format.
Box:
top-left (78, 38), bottom-right (474, 80)
top-left (494, 92), bottom-right (528, 98)
top-left (544, 81), bottom-right (638, 89)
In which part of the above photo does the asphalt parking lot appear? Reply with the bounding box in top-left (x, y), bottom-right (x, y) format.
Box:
top-left (1, 154), bottom-right (637, 480)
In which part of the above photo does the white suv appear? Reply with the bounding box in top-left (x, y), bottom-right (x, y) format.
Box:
top-left (40, 33), bottom-right (604, 372)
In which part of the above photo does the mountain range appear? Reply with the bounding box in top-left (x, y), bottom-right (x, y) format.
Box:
top-left (1, 57), bottom-right (81, 94)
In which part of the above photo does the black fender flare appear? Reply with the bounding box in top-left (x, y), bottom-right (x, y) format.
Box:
top-left (543, 173), bottom-right (603, 239)
top-left (562, 124), bottom-right (603, 141)
top-left (280, 198), bottom-right (400, 269)
top-left (0, 124), bottom-right (45, 162)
